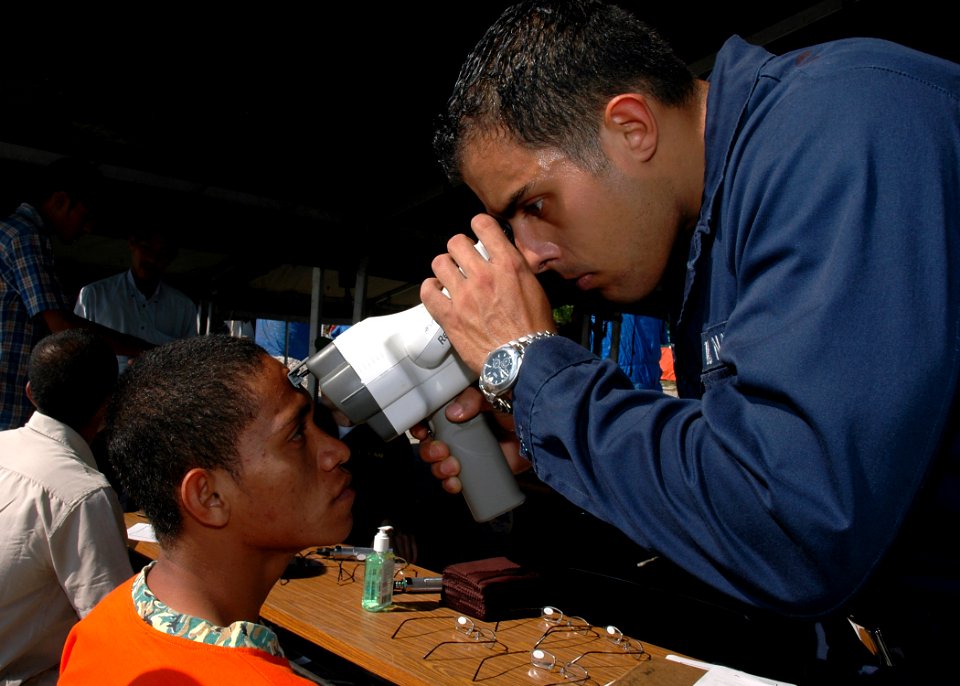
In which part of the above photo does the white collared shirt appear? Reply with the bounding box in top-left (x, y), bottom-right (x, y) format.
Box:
top-left (0, 413), bottom-right (132, 685)
top-left (74, 269), bottom-right (198, 367)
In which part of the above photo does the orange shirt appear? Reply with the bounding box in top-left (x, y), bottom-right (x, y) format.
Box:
top-left (59, 577), bottom-right (312, 685)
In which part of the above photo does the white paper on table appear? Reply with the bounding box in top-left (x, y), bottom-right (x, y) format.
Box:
top-left (127, 522), bottom-right (158, 543)
top-left (666, 654), bottom-right (796, 686)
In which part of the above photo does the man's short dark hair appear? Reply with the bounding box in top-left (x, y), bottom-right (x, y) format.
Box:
top-left (433, 0), bottom-right (696, 183)
top-left (28, 329), bottom-right (118, 431)
top-left (28, 157), bottom-right (104, 211)
top-left (105, 335), bottom-right (268, 546)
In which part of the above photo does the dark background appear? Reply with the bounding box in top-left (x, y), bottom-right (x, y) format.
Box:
top-left (0, 0), bottom-right (954, 322)
top-left (9, 5), bottom-right (952, 679)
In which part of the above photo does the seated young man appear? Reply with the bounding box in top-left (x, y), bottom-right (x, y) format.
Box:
top-left (59, 335), bottom-right (355, 685)
top-left (0, 329), bottom-right (131, 685)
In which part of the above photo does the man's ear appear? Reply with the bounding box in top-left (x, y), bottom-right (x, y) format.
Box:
top-left (180, 468), bottom-right (230, 528)
top-left (25, 381), bottom-right (36, 408)
top-left (602, 94), bottom-right (659, 163)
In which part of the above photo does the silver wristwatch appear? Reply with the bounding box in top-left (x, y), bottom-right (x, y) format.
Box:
top-left (479, 331), bottom-right (557, 414)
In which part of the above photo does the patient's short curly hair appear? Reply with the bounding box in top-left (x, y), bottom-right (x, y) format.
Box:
top-left (105, 335), bottom-right (269, 546)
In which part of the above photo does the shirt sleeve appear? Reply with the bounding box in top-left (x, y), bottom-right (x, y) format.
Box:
top-left (513, 68), bottom-right (960, 616)
top-left (50, 487), bottom-right (134, 618)
top-left (179, 298), bottom-right (199, 338)
top-left (73, 285), bottom-right (91, 318)
top-left (9, 229), bottom-right (67, 317)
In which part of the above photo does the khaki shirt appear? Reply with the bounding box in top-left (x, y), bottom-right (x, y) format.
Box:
top-left (0, 412), bottom-right (132, 685)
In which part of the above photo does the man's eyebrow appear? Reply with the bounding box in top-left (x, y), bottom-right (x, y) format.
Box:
top-left (294, 387), bottom-right (313, 417)
top-left (489, 182), bottom-right (532, 220)
top-left (277, 388), bottom-right (311, 429)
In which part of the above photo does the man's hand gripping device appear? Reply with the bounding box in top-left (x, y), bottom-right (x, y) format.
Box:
top-left (289, 243), bottom-right (525, 522)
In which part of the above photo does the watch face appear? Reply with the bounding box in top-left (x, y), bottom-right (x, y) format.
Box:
top-left (481, 346), bottom-right (520, 395)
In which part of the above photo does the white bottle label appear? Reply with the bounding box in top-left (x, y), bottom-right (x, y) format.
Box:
top-left (377, 558), bottom-right (394, 604)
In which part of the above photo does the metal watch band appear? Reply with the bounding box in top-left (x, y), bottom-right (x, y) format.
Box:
top-left (482, 331), bottom-right (557, 414)
top-left (510, 331), bottom-right (558, 350)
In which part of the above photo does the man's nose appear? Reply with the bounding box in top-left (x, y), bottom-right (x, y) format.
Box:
top-left (513, 225), bottom-right (559, 273)
top-left (315, 433), bottom-right (351, 470)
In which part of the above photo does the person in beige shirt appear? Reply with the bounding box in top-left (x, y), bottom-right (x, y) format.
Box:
top-left (0, 329), bottom-right (132, 685)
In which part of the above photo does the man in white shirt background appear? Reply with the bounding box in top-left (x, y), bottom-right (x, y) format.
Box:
top-left (74, 225), bottom-right (198, 371)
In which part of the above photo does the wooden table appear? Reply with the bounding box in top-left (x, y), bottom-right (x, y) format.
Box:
top-left (125, 511), bottom-right (160, 561)
top-left (124, 513), bottom-right (705, 685)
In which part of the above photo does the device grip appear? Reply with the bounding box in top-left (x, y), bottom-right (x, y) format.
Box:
top-left (428, 404), bottom-right (526, 523)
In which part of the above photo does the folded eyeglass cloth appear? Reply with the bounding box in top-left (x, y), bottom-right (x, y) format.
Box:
top-left (441, 556), bottom-right (544, 620)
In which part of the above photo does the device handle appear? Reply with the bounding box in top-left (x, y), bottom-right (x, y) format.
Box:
top-left (428, 403), bottom-right (525, 523)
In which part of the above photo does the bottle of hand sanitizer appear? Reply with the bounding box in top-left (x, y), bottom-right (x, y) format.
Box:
top-left (361, 525), bottom-right (395, 612)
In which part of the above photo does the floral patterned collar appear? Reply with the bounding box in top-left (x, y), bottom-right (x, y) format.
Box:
top-left (132, 561), bottom-right (283, 656)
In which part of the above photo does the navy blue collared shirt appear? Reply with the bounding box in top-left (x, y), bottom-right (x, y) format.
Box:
top-left (513, 36), bottom-right (960, 619)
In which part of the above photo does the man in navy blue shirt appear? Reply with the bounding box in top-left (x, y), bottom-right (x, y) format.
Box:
top-left (415, 1), bottom-right (960, 682)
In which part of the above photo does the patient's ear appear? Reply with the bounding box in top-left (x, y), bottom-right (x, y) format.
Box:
top-left (180, 468), bottom-right (230, 528)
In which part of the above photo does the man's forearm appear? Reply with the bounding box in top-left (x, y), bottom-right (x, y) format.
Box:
top-left (38, 309), bottom-right (155, 356)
